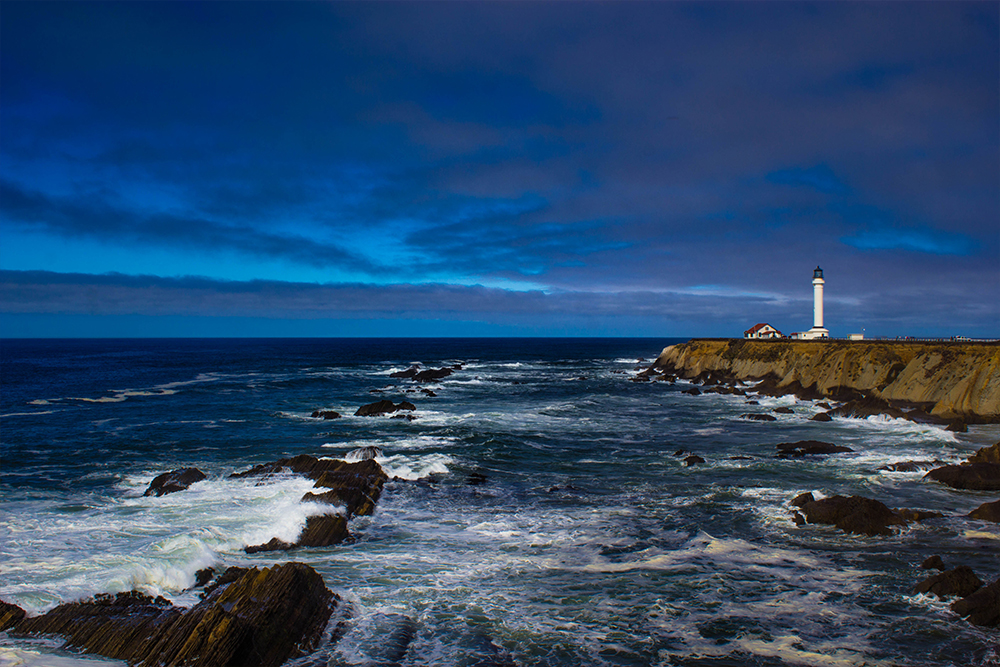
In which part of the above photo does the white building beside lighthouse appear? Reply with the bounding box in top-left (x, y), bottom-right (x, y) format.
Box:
top-left (794, 266), bottom-right (830, 339)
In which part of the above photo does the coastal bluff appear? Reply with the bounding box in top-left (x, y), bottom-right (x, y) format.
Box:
top-left (649, 339), bottom-right (1000, 422)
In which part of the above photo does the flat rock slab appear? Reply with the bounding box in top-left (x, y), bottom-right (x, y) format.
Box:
top-left (10, 562), bottom-right (337, 667)
top-left (924, 463), bottom-right (1000, 491)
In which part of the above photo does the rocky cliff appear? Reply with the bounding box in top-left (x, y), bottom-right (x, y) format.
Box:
top-left (650, 339), bottom-right (1000, 422)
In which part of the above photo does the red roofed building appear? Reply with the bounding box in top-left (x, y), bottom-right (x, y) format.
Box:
top-left (744, 323), bottom-right (782, 339)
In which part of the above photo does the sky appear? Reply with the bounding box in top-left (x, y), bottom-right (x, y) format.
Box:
top-left (1, 1), bottom-right (997, 338)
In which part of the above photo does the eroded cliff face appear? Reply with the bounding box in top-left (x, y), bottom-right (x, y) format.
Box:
top-left (652, 339), bottom-right (1000, 421)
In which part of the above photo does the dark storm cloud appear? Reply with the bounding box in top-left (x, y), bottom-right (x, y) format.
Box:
top-left (0, 2), bottom-right (996, 334)
top-left (0, 180), bottom-right (376, 272)
top-left (3, 270), bottom-right (996, 338)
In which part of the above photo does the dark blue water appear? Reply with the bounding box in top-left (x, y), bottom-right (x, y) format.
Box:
top-left (1, 338), bottom-right (997, 666)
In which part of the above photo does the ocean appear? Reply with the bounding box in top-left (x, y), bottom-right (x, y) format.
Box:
top-left (1, 338), bottom-right (997, 667)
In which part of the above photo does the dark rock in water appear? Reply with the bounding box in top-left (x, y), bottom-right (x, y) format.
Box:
top-left (144, 468), bottom-right (207, 497)
top-left (311, 410), bottom-right (341, 420)
top-left (947, 420), bottom-right (968, 433)
top-left (828, 395), bottom-right (906, 420)
top-left (684, 455), bottom-right (706, 467)
top-left (773, 407), bottom-right (794, 414)
top-left (14, 562), bottom-right (336, 667)
top-left (798, 494), bottom-right (908, 536)
top-left (776, 440), bottom-right (852, 458)
top-left (466, 472), bottom-right (488, 486)
top-left (414, 367), bottom-right (453, 382)
top-left (922, 555), bottom-right (946, 571)
top-left (232, 455), bottom-right (388, 518)
top-left (194, 568), bottom-right (215, 588)
top-left (952, 578), bottom-right (1000, 628)
top-left (792, 512), bottom-right (806, 526)
top-left (0, 600), bottom-right (26, 631)
top-left (355, 399), bottom-right (415, 416)
top-left (390, 413), bottom-right (418, 421)
top-left (745, 400), bottom-right (759, 405)
top-left (303, 459), bottom-right (388, 517)
top-left (245, 515), bottom-right (349, 553)
top-left (924, 463), bottom-right (1000, 491)
top-left (683, 388), bottom-right (701, 396)
top-left (904, 409), bottom-right (950, 425)
top-left (913, 566), bottom-right (984, 599)
top-left (810, 412), bottom-right (833, 422)
top-left (816, 402), bottom-right (832, 409)
top-left (673, 449), bottom-right (688, 457)
top-left (776, 441), bottom-right (853, 458)
top-left (879, 460), bottom-right (947, 473)
top-left (390, 366), bottom-right (420, 379)
top-left (348, 445), bottom-right (383, 461)
top-left (895, 508), bottom-right (943, 522)
top-left (741, 413), bottom-right (777, 422)
top-left (201, 566), bottom-right (249, 599)
top-left (790, 492), bottom-right (815, 507)
top-left (968, 443), bottom-right (1000, 464)
top-left (969, 499), bottom-right (1000, 522)
top-left (729, 455), bottom-right (754, 461)
top-left (421, 388), bottom-right (437, 397)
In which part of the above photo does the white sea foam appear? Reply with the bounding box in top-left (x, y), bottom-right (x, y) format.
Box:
top-left (379, 453), bottom-right (455, 480)
top-left (0, 474), bottom-right (327, 614)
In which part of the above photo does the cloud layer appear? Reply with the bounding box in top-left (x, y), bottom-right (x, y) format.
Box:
top-left (0, 2), bottom-right (996, 337)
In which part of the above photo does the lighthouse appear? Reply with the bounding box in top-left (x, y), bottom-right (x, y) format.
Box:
top-left (802, 266), bottom-right (829, 339)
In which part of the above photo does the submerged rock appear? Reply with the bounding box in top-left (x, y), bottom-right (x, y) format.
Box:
top-left (951, 578), bottom-right (1000, 628)
top-left (684, 455), bottom-right (706, 467)
top-left (879, 460), bottom-right (947, 473)
top-left (797, 494), bottom-right (908, 536)
top-left (775, 440), bottom-right (853, 458)
top-left (740, 413), bottom-right (777, 422)
top-left (311, 410), bottom-right (341, 420)
top-left (12, 562), bottom-right (337, 667)
top-left (924, 463), bottom-right (1000, 491)
top-left (968, 499), bottom-right (1000, 522)
top-left (809, 412), bottom-right (833, 422)
top-left (143, 468), bottom-right (207, 497)
top-left (913, 566), bottom-right (984, 599)
top-left (773, 407), bottom-right (794, 414)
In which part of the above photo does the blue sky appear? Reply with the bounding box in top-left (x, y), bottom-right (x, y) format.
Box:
top-left (1, 1), bottom-right (997, 338)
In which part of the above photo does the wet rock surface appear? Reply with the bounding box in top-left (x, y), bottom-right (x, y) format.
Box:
top-left (0, 600), bottom-right (26, 631)
top-left (740, 413), bottom-right (776, 422)
top-left (913, 566), bottom-right (984, 599)
top-left (311, 410), bottom-right (341, 419)
top-left (354, 399), bottom-right (416, 416)
top-left (143, 468), bottom-right (207, 497)
top-left (10, 562), bottom-right (337, 667)
top-left (951, 578), bottom-right (1000, 628)
top-left (924, 463), bottom-right (1000, 491)
top-left (968, 499), bottom-right (1000, 522)
top-left (796, 494), bottom-right (908, 536)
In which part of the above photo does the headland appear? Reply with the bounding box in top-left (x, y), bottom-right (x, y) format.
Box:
top-left (647, 339), bottom-right (1000, 422)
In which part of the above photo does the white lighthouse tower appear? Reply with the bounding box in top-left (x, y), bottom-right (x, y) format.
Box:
top-left (801, 266), bottom-right (829, 339)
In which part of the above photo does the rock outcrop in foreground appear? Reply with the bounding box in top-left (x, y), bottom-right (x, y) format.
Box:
top-left (649, 339), bottom-right (1000, 422)
top-left (7, 562), bottom-right (337, 667)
